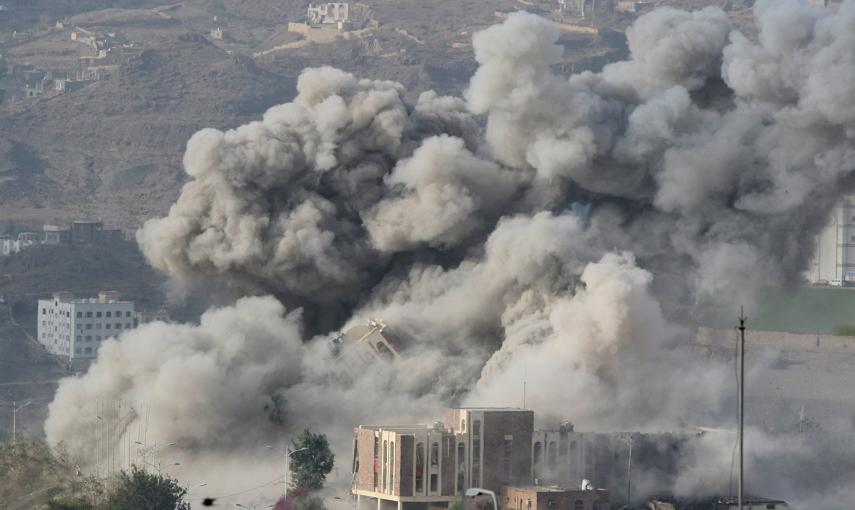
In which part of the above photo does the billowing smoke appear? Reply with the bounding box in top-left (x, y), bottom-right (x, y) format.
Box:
top-left (47, 0), bottom-right (855, 506)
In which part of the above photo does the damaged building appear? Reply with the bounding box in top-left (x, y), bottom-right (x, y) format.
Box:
top-left (331, 318), bottom-right (403, 365)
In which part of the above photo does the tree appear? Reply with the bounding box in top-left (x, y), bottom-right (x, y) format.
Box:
top-left (289, 429), bottom-right (334, 492)
top-left (103, 466), bottom-right (190, 510)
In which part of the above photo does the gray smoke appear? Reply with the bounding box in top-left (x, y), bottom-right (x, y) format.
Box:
top-left (48, 0), bottom-right (855, 506)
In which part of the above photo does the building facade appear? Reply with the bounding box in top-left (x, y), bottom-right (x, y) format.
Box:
top-left (0, 236), bottom-right (34, 256)
top-left (808, 194), bottom-right (855, 285)
top-left (41, 220), bottom-right (122, 245)
top-left (501, 485), bottom-right (608, 510)
top-left (353, 408), bottom-right (546, 510)
top-left (533, 424), bottom-right (695, 506)
top-left (307, 2), bottom-right (350, 26)
top-left (37, 291), bottom-right (135, 369)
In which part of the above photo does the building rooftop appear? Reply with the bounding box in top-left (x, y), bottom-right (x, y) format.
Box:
top-left (508, 485), bottom-right (608, 493)
top-left (453, 406), bottom-right (528, 411)
top-left (45, 290), bottom-right (132, 305)
top-left (357, 423), bottom-right (449, 433)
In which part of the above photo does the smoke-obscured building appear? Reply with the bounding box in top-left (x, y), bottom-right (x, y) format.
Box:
top-left (648, 496), bottom-right (790, 510)
top-left (37, 291), bottom-right (136, 369)
top-left (330, 319), bottom-right (403, 378)
top-left (533, 423), bottom-right (699, 505)
top-left (807, 194), bottom-right (855, 286)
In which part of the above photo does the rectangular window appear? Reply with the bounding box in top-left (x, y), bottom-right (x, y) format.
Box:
top-left (96, 312), bottom-right (102, 318)
top-left (126, 311), bottom-right (131, 318)
top-left (106, 311), bottom-right (112, 317)
top-left (390, 442), bottom-right (394, 491)
top-left (85, 347), bottom-right (92, 354)
top-left (86, 311), bottom-right (92, 318)
top-left (382, 440), bottom-right (387, 492)
top-left (456, 443), bottom-right (465, 493)
top-left (373, 437), bottom-right (379, 489)
top-left (503, 437), bottom-right (513, 482)
top-left (85, 335), bottom-right (92, 341)
top-left (76, 336), bottom-right (82, 342)
top-left (116, 323), bottom-right (122, 329)
top-left (85, 323), bottom-right (92, 330)
top-left (415, 443), bottom-right (424, 493)
top-left (42, 308), bottom-right (46, 315)
top-left (471, 420), bottom-right (481, 488)
top-left (96, 335), bottom-right (101, 341)
top-left (430, 474), bottom-right (438, 493)
top-left (106, 323), bottom-right (111, 329)
top-left (76, 312), bottom-right (82, 318)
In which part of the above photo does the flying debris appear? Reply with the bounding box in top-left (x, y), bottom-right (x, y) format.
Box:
top-left (329, 318), bottom-right (403, 376)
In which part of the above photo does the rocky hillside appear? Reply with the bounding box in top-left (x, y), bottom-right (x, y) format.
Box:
top-left (0, 33), bottom-right (296, 224)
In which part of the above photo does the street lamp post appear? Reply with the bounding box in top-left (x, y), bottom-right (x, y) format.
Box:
top-left (11, 401), bottom-right (32, 442)
top-left (465, 488), bottom-right (498, 510)
top-left (266, 445), bottom-right (310, 502)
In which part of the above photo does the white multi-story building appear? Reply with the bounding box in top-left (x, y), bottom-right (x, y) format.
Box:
top-left (307, 2), bottom-right (350, 26)
top-left (0, 236), bottom-right (34, 256)
top-left (37, 291), bottom-right (136, 368)
top-left (808, 195), bottom-right (855, 286)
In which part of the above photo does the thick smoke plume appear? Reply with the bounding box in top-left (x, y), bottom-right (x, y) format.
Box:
top-left (48, 0), bottom-right (855, 506)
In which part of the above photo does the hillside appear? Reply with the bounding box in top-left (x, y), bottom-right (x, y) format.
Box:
top-left (0, 33), bottom-right (297, 224)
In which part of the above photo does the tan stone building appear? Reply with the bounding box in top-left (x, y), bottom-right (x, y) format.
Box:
top-left (352, 408), bottom-right (536, 510)
top-left (501, 485), bottom-right (608, 510)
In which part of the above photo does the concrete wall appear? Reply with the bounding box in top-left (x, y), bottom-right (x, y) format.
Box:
top-left (399, 435), bottom-right (413, 497)
top-left (501, 487), bottom-right (609, 510)
top-left (355, 428), bottom-right (377, 492)
top-left (482, 411), bottom-right (534, 496)
top-left (696, 326), bottom-right (855, 354)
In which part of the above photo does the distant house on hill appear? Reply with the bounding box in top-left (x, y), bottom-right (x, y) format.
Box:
top-left (307, 2), bottom-right (350, 26)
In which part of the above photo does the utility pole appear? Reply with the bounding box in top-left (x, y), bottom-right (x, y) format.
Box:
top-left (11, 401), bottom-right (31, 442)
top-left (626, 433), bottom-right (633, 509)
top-left (738, 309), bottom-right (746, 510)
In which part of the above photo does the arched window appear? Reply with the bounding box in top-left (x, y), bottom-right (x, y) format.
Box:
top-left (415, 443), bottom-right (425, 493)
top-left (382, 440), bottom-right (388, 491)
top-left (390, 442), bottom-right (395, 490)
top-left (430, 442), bottom-right (440, 492)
